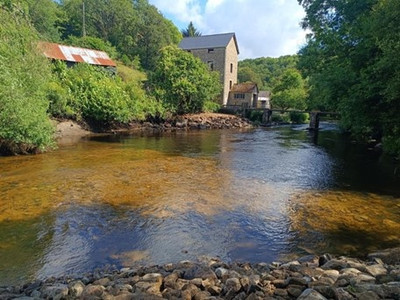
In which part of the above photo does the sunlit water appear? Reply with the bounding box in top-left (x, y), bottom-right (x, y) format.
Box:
top-left (1, 123), bottom-right (400, 285)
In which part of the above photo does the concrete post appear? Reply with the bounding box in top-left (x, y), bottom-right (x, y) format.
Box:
top-left (309, 112), bottom-right (320, 130)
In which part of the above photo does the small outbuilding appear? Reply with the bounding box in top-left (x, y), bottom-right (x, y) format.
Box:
top-left (227, 82), bottom-right (259, 108)
top-left (38, 41), bottom-right (116, 72)
top-left (257, 91), bottom-right (271, 109)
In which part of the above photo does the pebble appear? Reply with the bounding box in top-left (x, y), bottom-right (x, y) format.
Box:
top-left (3, 249), bottom-right (400, 299)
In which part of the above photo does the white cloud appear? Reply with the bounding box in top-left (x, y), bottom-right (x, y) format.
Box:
top-left (149, 0), bottom-right (308, 59)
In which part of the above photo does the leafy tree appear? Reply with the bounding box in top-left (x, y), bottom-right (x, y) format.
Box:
top-left (181, 21), bottom-right (201, 37)
top-left (237, 66), bottom-right (262, 87)
top-left (297, 0), bottom-right (400, 155)
top-left (0, 3), bottom-right (54, 154)
top-left (130, 0), bottom-right (181, 71)
top-left (150, 46), bottom-right (221, 114)
top-left (20, 0), bottom-right (64, 41)
top-left (238, 55), bottom-right (299, 91)
top-left (272, 69), bottom-right (307, 111)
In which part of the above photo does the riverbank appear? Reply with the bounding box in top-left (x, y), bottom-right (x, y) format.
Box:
top-left (2, 249), bottom-right (400, 299)
top-left (55, 113), bottom-right (253, 145)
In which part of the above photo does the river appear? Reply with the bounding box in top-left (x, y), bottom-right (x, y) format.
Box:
top-left (1, 123), bottom-right (400, 285)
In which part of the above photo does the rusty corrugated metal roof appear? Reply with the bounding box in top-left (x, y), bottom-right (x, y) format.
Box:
top-left (39, 41), bottom-right (116, 67)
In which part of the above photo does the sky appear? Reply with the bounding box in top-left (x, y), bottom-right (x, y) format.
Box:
top-left (148, 0), bottom-right (309, 60)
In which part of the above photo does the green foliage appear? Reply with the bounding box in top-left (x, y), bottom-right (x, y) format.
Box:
top-left (49, 63), bottom-right (137, 123)
top-left (238, 55), bottom-right (299, 91)
top-left (271, 113), bottom-right (290, 123)
top-left (0, 4), bottom-right (54, 154)
top-left (238, 67), bottom-right (263, 87)
top-left (150, 46), bottom-right (222, 115)
top-left (60, 0), bottom-right (181, 71)
top-left (21, 0), bottom-right (64, 41)
top-left (289, 112), bottom-right (309, 124)
top-left (202, 100), bottom-right (221, 113)
top-left (298, 0), bottom-right (400, 155)
top-left (245, 110), bottom-right (264, 123)
top-left (181, 21), bottom-right (201, 37)
top-left (272, 69), bottom-right (308, 111)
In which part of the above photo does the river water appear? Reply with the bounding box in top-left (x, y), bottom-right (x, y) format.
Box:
top-left (1, 123), bottom-right (400, 285)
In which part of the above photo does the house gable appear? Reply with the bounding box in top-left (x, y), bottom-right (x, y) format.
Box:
top-left (179, 33), bottom-right (239, 105)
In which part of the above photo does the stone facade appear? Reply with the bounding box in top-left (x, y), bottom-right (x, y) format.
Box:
top-left (227, 83), bottom-right (259, 108)
top-left (179, 33), bottom-right (239, 105)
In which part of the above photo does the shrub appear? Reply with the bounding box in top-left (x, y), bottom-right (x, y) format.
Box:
top-left (289, 111), bottom-right (309, 124)
top-left (271, 112), bottom-right (291, 123)
top-left (150, 46), bottom-right (222, 115)
top-left (0, 4), bottom-right (54, 154)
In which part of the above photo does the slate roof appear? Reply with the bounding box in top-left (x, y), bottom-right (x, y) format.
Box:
top-left (258, 91), bottom-right (271, 98)
top-left (179, 33), bottom-right (239, 54)
top-left (39, 41), bottom-right (116, 67)
top-left (231, 83), bottom-right (258, 93)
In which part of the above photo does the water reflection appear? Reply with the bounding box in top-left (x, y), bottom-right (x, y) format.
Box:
top-left (0, 125), bottom-right (399, 285)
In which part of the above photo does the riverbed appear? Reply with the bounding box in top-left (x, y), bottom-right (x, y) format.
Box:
top-left (1, 123), bottom-right (399, 285)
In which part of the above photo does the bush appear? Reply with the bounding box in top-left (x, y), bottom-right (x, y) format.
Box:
top-left (0, 4), bottom-right (54, 154)
top-left (150, 46), bottom-right (222, 115)
top-left (245, 110), bottom-right (264, 123)
top-left (203, 100), bottom-right (220, 113)
top-left (289, 111), bottom-right (309, 124)
top-left (271, 112), bottom-right (290, 123)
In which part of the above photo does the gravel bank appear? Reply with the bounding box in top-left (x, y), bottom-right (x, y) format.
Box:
top-left (2, 248), bottom-right (400, 299)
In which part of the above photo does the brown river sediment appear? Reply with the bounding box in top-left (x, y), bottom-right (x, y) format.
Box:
top-left (1, 124), bottom-right (399, 285)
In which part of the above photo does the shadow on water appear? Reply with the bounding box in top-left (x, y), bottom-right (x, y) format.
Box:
top-left (0, 123), bottom-right (400, 285)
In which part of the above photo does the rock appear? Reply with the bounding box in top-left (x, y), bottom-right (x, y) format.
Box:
top-left (215, 267), bottom-right (229, 281)
top-left (68, 280), bottom-right (85, 297)
top-left (366, 264), bottom-right (387, 277)
top-left (40, 284), bottom-right (69, 300)
top-left (207, 285), bottom-right (222, 296)
top-left (312, 285), bottom-right (336, 299)
top-left (287, 285), bottom-right (304, 297)
top-left (355, 291), bottom-right (380, 300)
top-left (334, 288), bottom-right (354, 300)
top-left (321, 259), bottom-right (349, 270)
top-left (163, 272), bottom-right (179, 289)
top-left (81, 284), bottom-right (105, 299)
top-left (319, 254), bottom-right (332, 266)
top-left (272, 279), bottom-right (288, 288)
top-left (273, 288), bottom-right (288, 297)
top-left (94, 277), bottom-right (110, 286)
top-left (297, 288), bottom-right (328, 300)
top-left (225, 278), bottom-right (242, 292)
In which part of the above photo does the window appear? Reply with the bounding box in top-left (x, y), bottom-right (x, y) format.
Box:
top-left (234, 93), bottom-right (245, 99)
top-left (207, 61), bottom-right (214, 71)
top-left (230, 63), bottom-right (233, 73)
top-left (229, 81), bottom-right (232, 89)
top-left (208, 48), bottom-right (214, 53)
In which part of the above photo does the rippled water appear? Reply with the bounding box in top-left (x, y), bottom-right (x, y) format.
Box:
top-left (1, 123), bottom-right (400, 285)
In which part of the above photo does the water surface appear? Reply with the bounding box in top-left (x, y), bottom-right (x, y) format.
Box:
top-left (1, 123), bottom-right (399, 285)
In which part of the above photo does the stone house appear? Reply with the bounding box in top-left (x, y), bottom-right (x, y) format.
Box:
top-left (178, 33), bottom-right (239, 105)
top-left (227, 83), bottom-right (259, 108)
top-left (257, 91), bottom-right (271, 109)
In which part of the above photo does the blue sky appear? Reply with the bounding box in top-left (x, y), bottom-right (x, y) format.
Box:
top-left (148, 0), bottom-right (308, 59)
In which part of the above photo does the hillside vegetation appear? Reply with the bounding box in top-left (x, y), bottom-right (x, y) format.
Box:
top-left (0, 0), bottom-right (221, 155)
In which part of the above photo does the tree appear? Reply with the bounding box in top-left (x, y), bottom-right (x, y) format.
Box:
top-left (297, 0), bottom-right (400, 155)
top-left (150, 46), bottom-right (221, 114)
top-left (272, 69), bottom-right (307, 111)
top-left (238, 66), bottom-right (262, 87)
top-left (0, 3), bottom-right (54, 154)
top-left (181, 21), bottom-right (201, 37)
